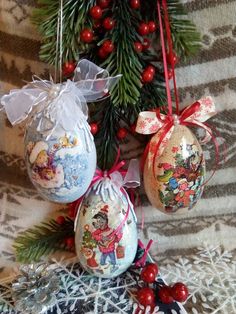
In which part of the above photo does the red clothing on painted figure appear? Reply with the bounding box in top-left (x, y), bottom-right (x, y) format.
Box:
top-left (92, 226), bottom-right (122, 254)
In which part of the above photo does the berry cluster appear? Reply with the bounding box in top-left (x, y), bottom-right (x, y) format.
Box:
top-left (80, 0), bottom-right (116, 60)
top-left (142, 65), bottom-right (156, 83)
top-left (137, 263), bottom-right (188, 308)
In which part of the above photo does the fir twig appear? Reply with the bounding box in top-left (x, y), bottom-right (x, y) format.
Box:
top-left (13, 217), bottom-right (74, 263)
top-left (100, 0), bottom-right (143, 108)
top-left (167, 0), bottom-right (201, 58)
top-left (32, 0), bottom-right (95, 65)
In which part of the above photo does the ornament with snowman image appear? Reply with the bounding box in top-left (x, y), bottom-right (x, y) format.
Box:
top-left (75, 160), bottom-right (139, 278)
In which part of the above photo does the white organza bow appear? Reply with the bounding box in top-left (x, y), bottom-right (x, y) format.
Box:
top-left (1, 59), bottom-right (121, 147)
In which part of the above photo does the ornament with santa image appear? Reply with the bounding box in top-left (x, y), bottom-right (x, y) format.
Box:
top-left (75, 159), bottom-right (140, 278)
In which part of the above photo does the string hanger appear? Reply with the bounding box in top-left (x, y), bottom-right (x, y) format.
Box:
top-left (157, 0), bottom-right (180, 115)
top-left (54, 0), bottom-right (64, 83)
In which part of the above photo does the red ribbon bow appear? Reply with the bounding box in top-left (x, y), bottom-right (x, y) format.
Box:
top-left (136, 97), bottom-right (219, 180)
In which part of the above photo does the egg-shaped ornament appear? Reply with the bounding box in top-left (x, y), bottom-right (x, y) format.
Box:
top-left (75, 162), bottom-right (139, 278)
top-left (136, 97), bottom-right (217, 214)
top-left (24, 115), bottom-right (96, 203)
top-left (144, 124), bottom-right (205, 214)
top-left (1, 59), bottom-right (121, 203)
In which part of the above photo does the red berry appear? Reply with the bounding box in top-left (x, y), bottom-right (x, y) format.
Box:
top-left (102, 40), bottom-right (114, 53)
top-left (167, 51), bottom-right (178, 66)
top-left (137, 287), bottom-right (155, 307)
top-left (146, 65), bottom-right (155, 75)
top-left (66, 237), bottom-right (75, 248)
top-left (103, 17), bottom-right (115, 30)
top-left (171, 282), bottom-right (188, 302)
top-left (117, 127), bottom-right (128, 139)
top-left (138, 22), bottom-right (149, 36)
top-left (148, 21), bottom-right (157, 33)
top-left (142, 69), bottom-right (154, 83)
top-left (80, 28), bottom-right (94, 43)
top-left (97, 0), bottom-right (111, 8)
top-left (90, 122), bottom-right (99, 135)
top-left (90, 6), bottom-right (103, 19)
top-left (56, 216), bottom-right (65, 225)
top-left (167, 68), bottom-right (173, 80)
top-left (130, 0), bottom-right (140, 9)
top-left (98, 47), bottom-right (108, 59)
top-left (158, 286), bottom-right (174, 304)
top-left (141, 268), bottom-right (156, 283)
top-left (62, 61), bottom-right (76, 76)
top-left (134, 42), bottom-right (142, 53)
top-left (145, 263), bottom-right (158, 275)
top-left (142, 38), bottom-right (151, 50)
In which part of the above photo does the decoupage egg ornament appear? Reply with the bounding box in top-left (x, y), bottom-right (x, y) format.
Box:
top-left (1, 59), bottom-right (120, 203)
top-left (75, 163), bottom-right (139, 278)
top-left (136, 97), bottom-right (217, 214)
top-left (24, 117), bottom-right (96, 203)
top-left (144, 124), bottom-right (205, 214)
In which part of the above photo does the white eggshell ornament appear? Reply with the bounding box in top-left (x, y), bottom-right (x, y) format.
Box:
top-left (1, 59), bottom-right (120, 203)
top-left (75, 173), bottom-right (138, 278)
top-left (144, 125), bottom-right (205, 214)
top-left (25, 117), bottom-right (96, 203)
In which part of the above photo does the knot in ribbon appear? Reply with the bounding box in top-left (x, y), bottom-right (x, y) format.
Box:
top-left (136, 96), bottom-right (218, 172)
top-left (1, 59), bottom-right (121, 151)
top-left (91, 158), bottom-right (140, 202)
top-left (135, 239), bottom-right (154, 268)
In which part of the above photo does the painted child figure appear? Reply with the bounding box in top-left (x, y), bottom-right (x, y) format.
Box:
top-left (92, 205), bottom-right (122, 271)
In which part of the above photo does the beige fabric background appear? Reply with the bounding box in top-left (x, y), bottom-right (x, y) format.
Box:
top-left (0, 0), bottom-right (236, 313)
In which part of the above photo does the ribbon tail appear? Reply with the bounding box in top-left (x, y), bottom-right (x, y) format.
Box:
top-left (135, 239), bottom-right (154, 268)
top-left (1, 89), bottom-right (46, 125)
top-left (123, 159), bottom-right (140, 188)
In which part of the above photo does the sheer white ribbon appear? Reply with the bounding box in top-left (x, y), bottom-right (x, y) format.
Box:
top-left (1, 59), bottom-right (121, 150)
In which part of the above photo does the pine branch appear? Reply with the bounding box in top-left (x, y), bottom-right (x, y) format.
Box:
top-left (167, 0), bottom-right (201, 58)
top-left (13, 217), bottom-right (74, 263)
top-left (141, 0), bottom-right (201, 59)
top-left (90, 99), bottom-right (120, 169)
top-left (100, 0), bottom-right (143, 108)
top-left (32, 0), bottom-right (95, 65)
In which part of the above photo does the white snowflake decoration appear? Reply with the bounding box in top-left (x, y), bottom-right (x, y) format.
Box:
top-left (0, 258), bottom-right (186, 314)
top-left (160, 245), bottom-right (236, 314)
